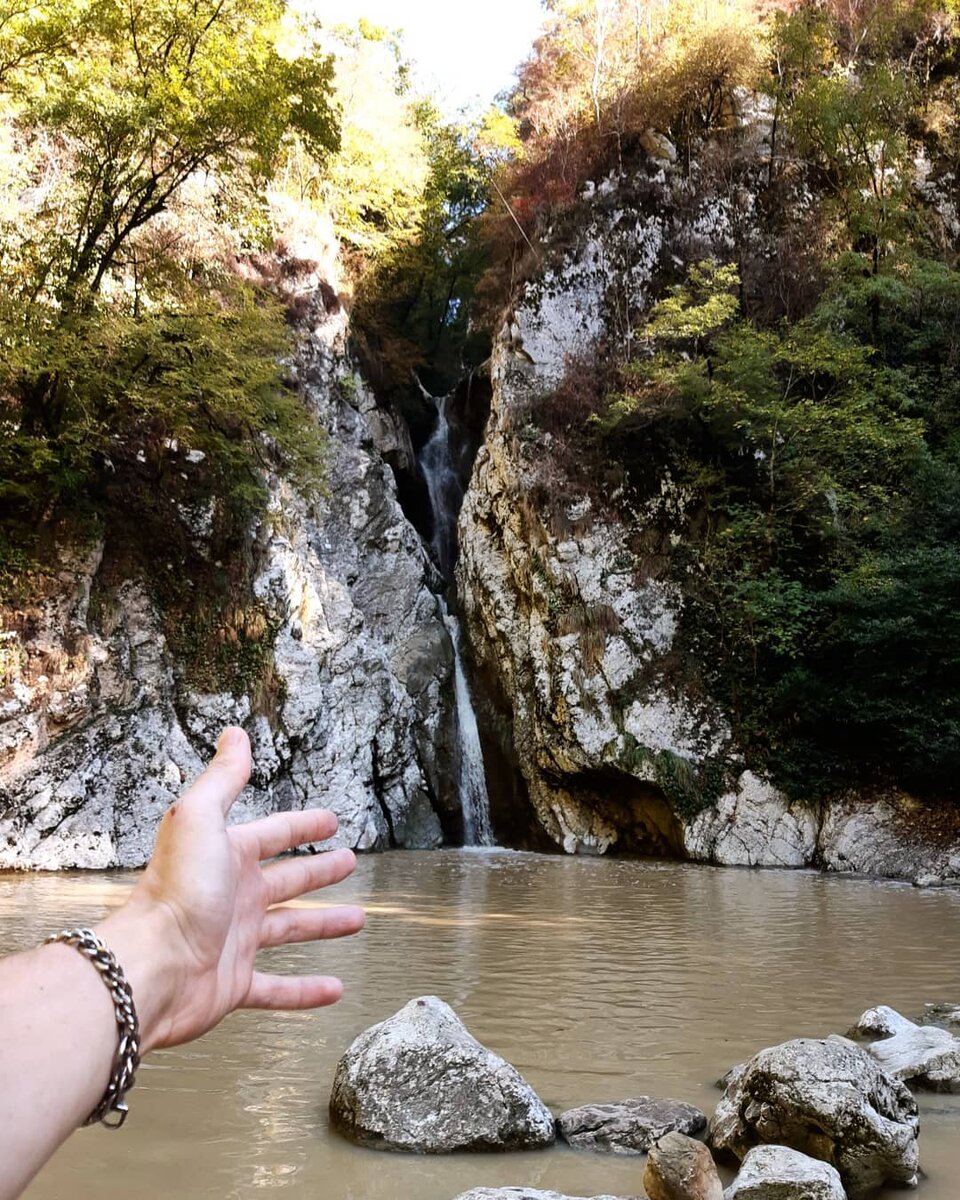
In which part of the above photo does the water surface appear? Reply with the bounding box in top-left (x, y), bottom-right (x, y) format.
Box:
top-left (4, 851), bottom-right (960, 1199)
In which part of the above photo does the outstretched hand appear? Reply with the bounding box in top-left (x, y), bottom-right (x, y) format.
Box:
top-left (99, 726), bottom-right (365, 1052)
top-left (0, 726), bottom-right (364, 1200)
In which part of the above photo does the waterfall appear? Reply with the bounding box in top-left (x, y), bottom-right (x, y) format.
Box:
top-left (418, 389), bottom-right (495, 847)
top-left (418, 391), bottom-right (464, 580)
top-left (444, 605), bottom-right (495, 846)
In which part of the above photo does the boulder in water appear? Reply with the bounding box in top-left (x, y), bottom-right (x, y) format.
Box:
top-left (558, 1096), bottom-right (706, 1154)
top-left (329, 996), bottom-right (555, 1152)
top-left (724, 1145), bottom-right (847, 1199)
top-left (709, 1037), bottom-right (918, 1198)
top-left (848, 1005), bottom-right (960, 1092)
top-left (921, 1002), bottom-right (960, 1030)
top-left (643, 1131), bottom-right (723, 1200)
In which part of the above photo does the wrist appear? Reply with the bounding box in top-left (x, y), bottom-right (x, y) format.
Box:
top-left (95, 898), bottom-right (184, 1055)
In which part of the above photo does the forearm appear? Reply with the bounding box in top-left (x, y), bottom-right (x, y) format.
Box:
top-left (0, 728), bottom-right (361, 1199)
top-left (0, 900), bottom-right (179, 1199)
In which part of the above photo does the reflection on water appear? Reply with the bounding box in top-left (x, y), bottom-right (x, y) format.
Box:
top-left (3, 851), bottom-right (960, 1200)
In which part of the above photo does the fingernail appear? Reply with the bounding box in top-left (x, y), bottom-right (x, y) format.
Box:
top-left (217, 727), bottom-right (246, 753)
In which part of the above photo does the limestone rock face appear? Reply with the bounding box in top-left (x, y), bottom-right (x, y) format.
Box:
top-left (818, 795), bottom-right (960, 886)
top-left (709, 1038), bottom-right (919, 1198)
top-left (644, 1132), bottom-right (724, 1200)
top-left (0, 303), bottom-right (457, 867)
top-left (724, 1145), bottom-right (847, 1200)
top-left (558, 1097), bottom-right (706, 1154)
top-left (329, 996), bottom-right (556, 1153)
top-left (849, 1005), bottom-right (960, 1092)
top-left (455, 114), bottom-right (960, 883)
top-left (456, 165), bottom-right (743, 857)
top-left (683, 774), bottom-right (817, 868)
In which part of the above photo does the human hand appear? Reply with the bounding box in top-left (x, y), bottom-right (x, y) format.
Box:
top-left (96, 727), bottom-right (364, 1052)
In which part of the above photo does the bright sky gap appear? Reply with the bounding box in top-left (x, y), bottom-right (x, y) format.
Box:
top-left (310, 0), bottom-right (546, 115)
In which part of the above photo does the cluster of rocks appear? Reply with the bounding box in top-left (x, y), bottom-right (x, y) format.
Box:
top-left (329, 997), bottom-right (960, 1200)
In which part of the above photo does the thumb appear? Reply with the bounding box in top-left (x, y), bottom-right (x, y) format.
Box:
top-left (183, 726), bottom-right (252, 818)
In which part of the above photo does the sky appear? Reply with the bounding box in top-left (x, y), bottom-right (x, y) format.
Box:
top-left (313, 0), bottom-right (546, 115)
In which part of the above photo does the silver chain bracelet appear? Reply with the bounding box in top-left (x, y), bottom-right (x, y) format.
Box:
top-left (45, 927), bottom-right (141, 1129)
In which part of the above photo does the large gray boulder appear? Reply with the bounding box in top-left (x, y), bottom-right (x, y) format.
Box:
top-left (849, 1005), bottom-right (960, 1092)
top-left (329, 997), bottom-right (556, 1152)
top-left (709, 1038), bottom-right (918, 1198)
top-left (644, 1132), bottom-right (724, 1200)
top-left (558, 1097), bottom-right (706, 1154)
top-left (724, 1145), bottom-right (846, 1199)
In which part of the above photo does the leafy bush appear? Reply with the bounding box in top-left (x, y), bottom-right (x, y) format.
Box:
top-left (601, 255), bottom-right (960, 798)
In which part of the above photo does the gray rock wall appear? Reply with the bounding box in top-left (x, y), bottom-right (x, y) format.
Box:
top-left (456, 150), bottom-right (960, 884)
top-left (0, 306), bottom-right (458, 868)
top-left (456, 166), bottom-right (750, 858)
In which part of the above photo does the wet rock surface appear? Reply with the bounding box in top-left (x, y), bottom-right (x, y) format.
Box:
top-left (558, 1097), bottom-right (706, 1154)
top-left (644, 1131), bottom-right (724, 1200)
top-left (921, 1002), bottom-right (960, 1030)
top-left (329, 996), bottom-right (556, 1153)
top-left (724, 1145), bottom-right (847, 1200)
top-left (848, 1005), bottom-right (960, 1092)
top-left (709, 1037), bottom-right (918, 1198)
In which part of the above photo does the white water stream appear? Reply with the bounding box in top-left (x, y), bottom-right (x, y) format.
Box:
top-left (418, 390), bottom-right (495, 847)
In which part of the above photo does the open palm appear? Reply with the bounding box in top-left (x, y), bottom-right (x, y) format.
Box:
top-left (123, 727), bottom-right (365, 1051)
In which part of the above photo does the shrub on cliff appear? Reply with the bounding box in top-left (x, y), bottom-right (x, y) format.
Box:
top-left (600, 255), bottom-right (960, 798)
top-left (475, 0), bottom-right (766, 311)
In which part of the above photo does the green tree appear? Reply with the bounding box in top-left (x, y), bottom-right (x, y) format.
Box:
top-left (350, 102), bottom-right (493, 415)
top-left (0, 0), bottom-right (339, 527)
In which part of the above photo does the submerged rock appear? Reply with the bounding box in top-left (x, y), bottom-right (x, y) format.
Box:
top-left (644, 1132), bottom-right (723, 1200)
top-left (558, 1096), bottom-right (706, 1154)
top-left (920, 1002), bottom-right (960, 1030)
top-left (329, 996), bottom-right (555, 1152)
top-left (848, 1005), bottom-right (960, 1092)
top-left (709, 1037), bottom-right (918, 1198)
top-left (724, 1145), bottom-right (846, 1199)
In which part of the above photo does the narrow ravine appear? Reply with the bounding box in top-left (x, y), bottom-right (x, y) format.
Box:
top-left (418, 389), bottom-right (495, 847)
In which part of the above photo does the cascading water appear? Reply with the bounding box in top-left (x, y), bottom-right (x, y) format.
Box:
top-left (419, 390), bottom-right (463, 581)
top-left (418, 389), bottom-right (495, 847)
top-left (445, 610), bottom-right (495, 846)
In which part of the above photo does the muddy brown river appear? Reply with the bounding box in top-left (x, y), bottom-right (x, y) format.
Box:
top-left (3, 850), bottom-right (959, 1199)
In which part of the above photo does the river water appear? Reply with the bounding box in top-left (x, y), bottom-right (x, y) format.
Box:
top-left (5, 851), bottom-right (960, 1200)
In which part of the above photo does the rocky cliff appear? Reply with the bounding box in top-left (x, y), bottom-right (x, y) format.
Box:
top-left (0, 290), bottom-right (460, 868)
top-left (456, 129), bottom-right (960, 886)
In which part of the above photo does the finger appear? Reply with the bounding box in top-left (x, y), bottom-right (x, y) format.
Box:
top-left (260, 903), bottom-right (366, 949)
top-left (262, 847), bottom-right (357, 906)
top-left (238, 808), bottom-right (339, 861)
top-left (243, 972), bottom-right (344, 1010)
top-left (181, 727), bottom-right (252, 819)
